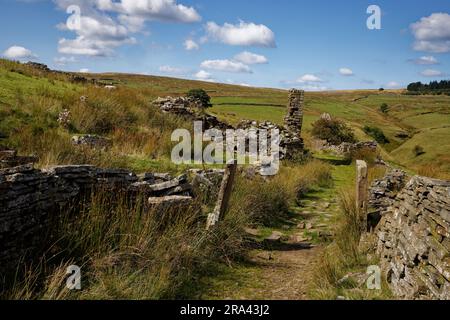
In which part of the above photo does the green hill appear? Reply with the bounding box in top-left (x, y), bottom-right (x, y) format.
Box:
top-left (1, 59), bottom-right (449, 178)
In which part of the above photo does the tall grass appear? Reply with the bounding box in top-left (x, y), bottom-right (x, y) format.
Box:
top-left (228, 160), bottom-right (333, 227)
top-left (1, 60), bottom-right (190, 170)
top-left (1, 186), bottom-right (248, 300)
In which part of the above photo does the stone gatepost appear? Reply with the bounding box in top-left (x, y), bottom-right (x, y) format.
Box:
top-left (206, 160), bottom-right (237, 230)
top-left (356, 160), bottom-right (368, 232)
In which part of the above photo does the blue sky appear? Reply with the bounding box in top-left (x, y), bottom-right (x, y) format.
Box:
top-left (1, 0), bottom-right (450, 90)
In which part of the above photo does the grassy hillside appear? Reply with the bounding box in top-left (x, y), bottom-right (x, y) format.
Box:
top-left (1, 58), bottom-right (449, 177)
top-left (210, 90), bottom-right (450, 178)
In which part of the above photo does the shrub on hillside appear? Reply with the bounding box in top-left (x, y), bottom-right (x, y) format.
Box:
top-left (413, 145), bottom-right (425, 157)
top-left (311, 117), bottom-right (356, 146)
top-left (363, 126), bottom-right (389, 144)
top-left (380, 103), bottom-right (389, 114)
top-left (349, 147), bottom-right (379, 166)
top-left (186, 89), bottom-right (212, 108)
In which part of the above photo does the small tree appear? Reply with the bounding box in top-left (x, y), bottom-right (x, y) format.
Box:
top-left (380, 103), bottom-right (389, 114)
top-left (311, 117), bottom-right (356, 145)
top-left (186, 89), bottom-right (212, 108)
top-left (379, 88), bottom-right (385, 92)
top-left (363, 126), bottom-right (389, 144)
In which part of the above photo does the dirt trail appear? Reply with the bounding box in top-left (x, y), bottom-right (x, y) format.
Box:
top-left (203, 195), bottom-right (339, 300)
top-left (239, 243), bottom-right (323, 300)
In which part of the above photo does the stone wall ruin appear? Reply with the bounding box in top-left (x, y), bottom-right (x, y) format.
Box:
top-left (282, 89), bottom-right (306, 159)
top-left (368, 171), bottom-right (450, 299)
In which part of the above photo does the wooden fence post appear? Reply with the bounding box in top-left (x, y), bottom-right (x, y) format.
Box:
top-left (356, 160), bottom-right (368, 233)
top-left (206, 160), bottom-right (237, 230)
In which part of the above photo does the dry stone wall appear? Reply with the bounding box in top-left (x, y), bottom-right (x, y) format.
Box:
top-left (317, 140), bottom-right (378, 158)
top-left (0, 163), bottom-right (224, 275)
top-left (370, 173), bottom-right (450, 299)
top-left (0, 148), bottom-right (38, 169)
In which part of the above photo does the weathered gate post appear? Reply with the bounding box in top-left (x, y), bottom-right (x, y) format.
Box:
top-left (206, 160), bottom-right (237, 230)
top-left (356, 160), bottom-right (368, 232)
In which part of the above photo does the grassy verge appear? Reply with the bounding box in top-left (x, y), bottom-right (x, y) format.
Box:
top-left (309, 165), bottom-right (392, 300)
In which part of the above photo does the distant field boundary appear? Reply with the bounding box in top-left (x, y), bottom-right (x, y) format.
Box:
top-left (213, 102), bottom-right (285, 108)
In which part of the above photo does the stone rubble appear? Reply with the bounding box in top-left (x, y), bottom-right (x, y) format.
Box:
top-left (71, 135), bottom-right (112, 149)
top-left (153, 96), bottom-right (231, 130)
top-left (153, 89), bottom-right (308, 161)
top-left (25, 62), bottom-right (50, 72)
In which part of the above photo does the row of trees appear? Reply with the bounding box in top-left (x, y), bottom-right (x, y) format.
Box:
top-left (407, 80), bottom-right (450, 94)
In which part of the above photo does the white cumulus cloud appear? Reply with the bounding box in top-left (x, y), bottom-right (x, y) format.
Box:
top-left (200, 59), bottom-right (252, 73)
top-left (3, 46), bottom-right (37, 60)
top-left (411, 13), bottom-right (450, 53)
top-left (205, 21), bottom-right (276, 47)
top-left (57, 13), bottom-right (136, 56)
top-left (410, 55), bottom-right (439, 65)
top-left (184, 39), bottom-right (199, 50)
top-left (79, 68), bottom-right (90, 73)
top-left (54, 0), bottom-right (200, 56)
top-left (97, 0), bottom-right (201, 23)
top-left (339, 67), bottom-right (354, 76)
top-left (297, 74), bottom-right (323, 83)
top-left (234, 51), bottom-right (268, 65)
top-left (420, 69), bottom-right (445, 77)
top-left (194, 70), bottom-right (214, 82)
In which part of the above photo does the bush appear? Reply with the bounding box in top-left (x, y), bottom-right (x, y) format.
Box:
top-left (186, 89), bottom-right (212, 108)
top-left (380, 103), bottom-right (389, 114)
top-left (413, 145), bottom-right (425, 157)
top-left (349, 147), bottom-right (379, 166)
top-left (363, 126), bottom-right (389, 144)
top-left (311, 118), bottom-right (356, 146)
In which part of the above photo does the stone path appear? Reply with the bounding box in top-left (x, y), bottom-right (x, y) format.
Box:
top-left (203, 193), bottom-right (340, 300)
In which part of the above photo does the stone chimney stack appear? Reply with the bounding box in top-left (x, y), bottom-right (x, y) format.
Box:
top-left (284, 89), bottom-right (304, 140)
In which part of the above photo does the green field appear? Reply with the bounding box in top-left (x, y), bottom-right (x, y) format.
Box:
top-left (1, 59), bottom-right (449, 177)
top-left (210, 91), bottom-right (450, 177)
